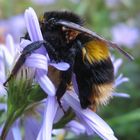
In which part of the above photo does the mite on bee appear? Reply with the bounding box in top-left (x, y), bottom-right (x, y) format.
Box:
top-left (4, 11), bottom-right (133, 111)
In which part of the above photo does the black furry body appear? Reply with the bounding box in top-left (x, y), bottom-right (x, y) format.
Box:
top-left (38, 11), bottom-right (114, 109)
top-left (5, 11), bottom-right (114, 109)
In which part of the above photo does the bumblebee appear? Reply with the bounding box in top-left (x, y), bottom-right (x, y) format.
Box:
top-left (4, 11), bottom-right (133, 111)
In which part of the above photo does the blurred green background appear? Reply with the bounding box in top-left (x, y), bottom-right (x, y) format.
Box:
top-left (0, 0), bottom-right (140, 140)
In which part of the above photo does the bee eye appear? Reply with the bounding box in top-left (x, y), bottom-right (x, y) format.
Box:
top-left (48, 18), bottom-right (57, 27)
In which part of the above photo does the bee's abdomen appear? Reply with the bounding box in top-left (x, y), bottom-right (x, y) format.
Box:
top-left (74, 52), bottom-right (114, 110)
top-left (91, 58), bottom-right (114, 84)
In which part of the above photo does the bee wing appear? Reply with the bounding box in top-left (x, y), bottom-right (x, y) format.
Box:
top-left (57, 21), bottom-right (104, 39)
top-left (57, 21), bottom-right (134, 61)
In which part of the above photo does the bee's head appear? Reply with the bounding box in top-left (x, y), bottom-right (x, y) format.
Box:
top-left (40, 11), bottom-right (84, 43)
top-left (43, 11), bottom-right (83, 26)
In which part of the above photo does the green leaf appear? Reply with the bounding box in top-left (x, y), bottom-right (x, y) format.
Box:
top-left (108, 108), bottom-right (140, 126)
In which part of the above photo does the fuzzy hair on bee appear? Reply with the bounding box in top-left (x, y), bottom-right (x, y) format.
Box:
top-left (4, 11), bottom-right (133, 111)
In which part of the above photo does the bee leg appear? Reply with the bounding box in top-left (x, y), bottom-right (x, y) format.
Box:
top-left (74, 68), bottom-right (93, 109)
top-left (56, 67), bottom-right (73, 112)
top-left (56, 47), bottom-right (77, 112)
top-left (78, 81), bottom-right (92, 109)
top-left (43, 41), bottom-right (60, 62)
top-left (56, 64), bottom-right (73, 113)
top-left (3, 40), bottom-right (46, 86)
top-left (57, 98), bottom-right (66, 114)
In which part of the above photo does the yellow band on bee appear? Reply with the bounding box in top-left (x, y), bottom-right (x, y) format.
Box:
top-left (82, 39), bottom-right (109, 63)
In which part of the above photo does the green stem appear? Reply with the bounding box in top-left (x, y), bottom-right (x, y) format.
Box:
top-left (53, 108), bottom-right (75, 129)
top-left (1, 112), bottom-right (15, 140)
top-left (1, 105), bottom-right (27, 140)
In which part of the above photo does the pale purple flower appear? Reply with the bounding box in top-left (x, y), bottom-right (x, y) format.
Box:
top-left (0, 34), bottom-right (44, 140)
top-left (0, 104), bottom-right (45, 140)
top-left (23, 113), bottom-right (42, 140)
top-left (112, 57), bottom-right (123, 75)
top-left (111, 56), bottom-right (129, 86)
top-left (0, 34), bottom-right (19, 96)
top-left (18, 103), bottom-right (48, 140)
top-left (0, 103), bottom-right (7, 111)
top-left (8, 15), bottom-right (26, 42)
top-left (63, 91), bottom-right (117, 140)
top-left (115, 74), bottom-right (129, 87)
top-left (52, 120), bottom-right (86, 137)
top-left (111, 23), bottom-right (139, 48)
top-left (0, 35), bottom-right (20, 138)
top-left (65, 120), bottom-right (86, 135)
top-left (112, 57), bottom-right (130, 98)
top-left (0, 15), bottom-right (25, 42)
top-left (112, 92), bottom-right (130, 98)
top-left (0, 49), bottom-right (6, 96)
top-left (37, 97), bottom-right (58, 140)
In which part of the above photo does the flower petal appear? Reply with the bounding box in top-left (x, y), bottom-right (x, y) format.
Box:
top-left (20, 39), bottom-right (32, 50)
top-left (25, 7), bottom-right (43, 41)
top-left (0, 103), bottom-right (7, 111)
top-left (6, 120), bottom-right (22, 140)
top-left (63, 91), bottom-right (117, 140)
top-left (24, 7), bottom-right (46, 55)
top-left (36, 69), bottom-right (56, 96)
top-left (0, 84), bottom-right (7, 96)
top-left (49, 62), bottom-right (70, 71)
top-left (66, 120), bottom-right (86, 135)
top-left (25, 53), bottom-right (48, 71)
top-left (115, 74), bottom-right (129, 87)
top-left (0, 44), bottom-right (14, 68)
top-left (24, 116), bottom-right (41, 140)
top-left (112, 92), bottom-right (130, 98)
top-left (5, 34), bottom-right (16, 57)
top-left (113, 58), bottom-right (123, 75)
top-left (24, 7), bottom-right (57, 97)
top-left (37, 96), bottom-right (58, 140)
top-left (0, 53), bottom-right (6, 83)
